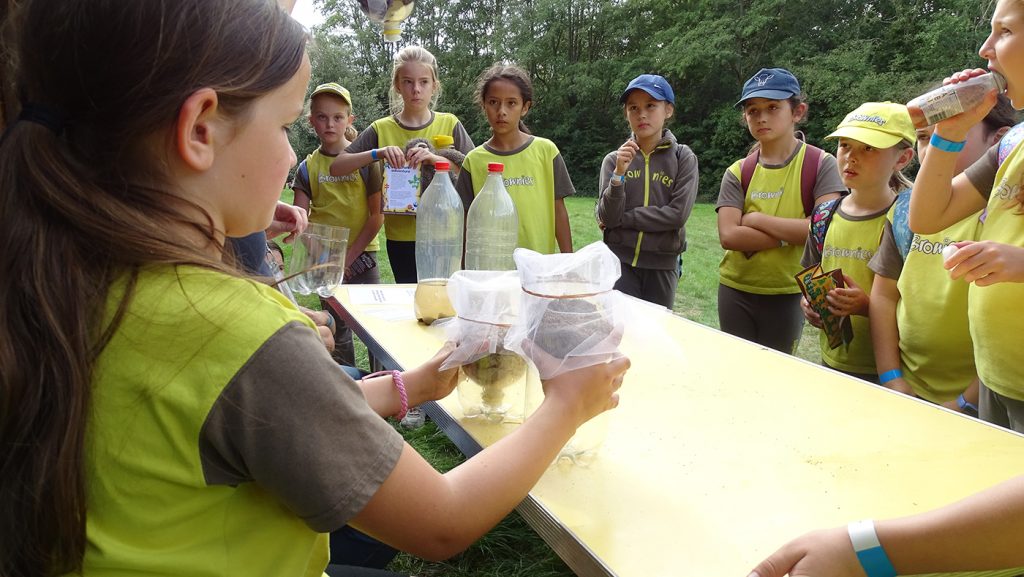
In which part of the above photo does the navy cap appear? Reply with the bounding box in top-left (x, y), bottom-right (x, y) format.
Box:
top-left (620, 74), bottom-right (675, 105)
top-left (736, 68), bottom-right (801, 107)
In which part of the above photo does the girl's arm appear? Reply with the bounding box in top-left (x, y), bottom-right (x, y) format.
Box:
top-left (717, 207), bottom-right (784, 252)
top-left (748, 475), bottom-right (1024, 577)
top-left (344, 164), bottom-right (385, 269)
top-left (869, 275), bottom-right (910, 395)
top-left (740, 191), bottom-right (842, 246)
top-left (596, 153), bottom-right (626, 229)
top-left (909, 69), bottom-right (994, 234)
top-left (617, 146), bottom-right (699, 233)
top-left (330, 127), bottom-right (405, 176)
top-left (351, 357), bottom-right (629, 561)
top-left (555, 198), bottom-right (573, 253)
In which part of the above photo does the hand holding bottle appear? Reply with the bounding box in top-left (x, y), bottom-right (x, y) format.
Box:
top-left (908, 68), bottom-right (1002, 141)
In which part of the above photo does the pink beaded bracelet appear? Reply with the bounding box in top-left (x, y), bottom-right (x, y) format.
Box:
top-left (365, 370), bottom-right (407, 421)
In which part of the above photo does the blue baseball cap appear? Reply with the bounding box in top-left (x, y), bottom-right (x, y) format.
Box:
top-left (736, 68), bottom-right (801, 107)
top-left (620, 74), bottom-right (675, 105)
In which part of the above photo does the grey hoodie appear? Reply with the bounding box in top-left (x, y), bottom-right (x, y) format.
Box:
top-left (596, 129), bottom-right (699, 270)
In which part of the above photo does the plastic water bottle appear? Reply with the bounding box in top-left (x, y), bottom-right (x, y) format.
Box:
top-left (907, 71), bottom-right (1006, 129)
top-left (465, 163), bottom-right (519, 271)
top-left (414, 161), bottom-right (463, 324)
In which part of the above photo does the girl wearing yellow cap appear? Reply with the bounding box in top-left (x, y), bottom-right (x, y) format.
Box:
top-left (800, 102), bottom-right (915, 382)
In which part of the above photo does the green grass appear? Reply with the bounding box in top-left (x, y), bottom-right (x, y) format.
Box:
top-left (279, 193), bottom-right (821, 576)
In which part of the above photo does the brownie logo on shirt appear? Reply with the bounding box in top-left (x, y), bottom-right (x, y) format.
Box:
top-left (910, 236), bottom-right (957, 256)
top-left (750, 187), bottom-right (784, 201)
top-left (504, 175), bottom-right (536, 188)
top-left (822, 246), bottom-right (874, 261)
top-left (319, 173), bottom-right (358, 184)
top-left (993, 176), bottom-right (1021, 203)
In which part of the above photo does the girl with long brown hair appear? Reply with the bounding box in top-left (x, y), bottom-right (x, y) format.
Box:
top-left (0, 1), bottom-right (628, 576)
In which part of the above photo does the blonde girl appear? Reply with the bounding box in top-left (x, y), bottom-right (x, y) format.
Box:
top-left (910, 0), bottom-right (1024, 432)
top-left (330, 46), bottom-right (474, 283)
top-left (800, 102), bottom-right (916, 382)
top-left (717, 68), bottom-right (846, 353)
top-left (454, 63), bottom-right (575, 254)
top-left (0, 1), bottom-right (627, 575)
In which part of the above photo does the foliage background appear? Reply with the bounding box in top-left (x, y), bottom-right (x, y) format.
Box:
top-left (291, 0), bottom-right (999, 200)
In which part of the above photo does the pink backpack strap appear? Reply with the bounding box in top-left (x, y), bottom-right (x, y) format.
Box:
top-left (800, 144), bottom-right (823, 217)
top-left (737, 150), bottom-right (761, 195)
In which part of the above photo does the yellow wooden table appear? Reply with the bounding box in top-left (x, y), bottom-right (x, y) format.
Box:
top-left (328, 285), bottom-right (1024, 577)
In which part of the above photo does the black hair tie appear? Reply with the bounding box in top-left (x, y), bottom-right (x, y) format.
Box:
top-left (17, 103), bottom-right (69, 135)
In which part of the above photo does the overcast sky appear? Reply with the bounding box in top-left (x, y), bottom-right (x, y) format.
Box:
top-left (291, 0), bottom-right (326, 28)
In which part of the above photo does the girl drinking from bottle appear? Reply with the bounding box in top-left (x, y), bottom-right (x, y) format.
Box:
top-left (910, 0), bottom-right (1024, 432)
top-left (330, 45), bottom-right (475, 283)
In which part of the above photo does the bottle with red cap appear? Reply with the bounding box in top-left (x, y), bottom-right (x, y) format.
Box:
top-left (413, 160), bottom-right (463, 324)
top-left (465, 162), bottom-right (519, 271)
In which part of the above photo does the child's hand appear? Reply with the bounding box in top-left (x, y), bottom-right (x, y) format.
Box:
top-left (539, 355), bottom-right (630, 429)
top-left (405, 145), bottom-right (439, 169)
top-left (933, 68), bottom-right (998, 141)
top-left (827, 275), bottom-right (869, 317)
top-left (300, 307), bottom-right (336, 353)
top-left (800, 296), bottom-right (823, 328)
top-left (266, 201), bottom-right (308, 243)
top-left (614, 139), bottom-right (640, 175)
top-left (377, 145), bottom-right (406, 168)
top-left (402, 342), bottom-right (459, 406)
top-left (945, 240), bottom-right (1024, 286)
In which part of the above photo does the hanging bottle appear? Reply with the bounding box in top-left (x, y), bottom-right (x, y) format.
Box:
top-left (414, 161), bottom-right (463, 324)
top-left (465, 163), bottom-right (519, 271)
top-left (906, 71), bottom-right (1006, 129)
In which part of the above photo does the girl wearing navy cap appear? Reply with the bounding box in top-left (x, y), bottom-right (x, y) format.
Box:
top-left (715, 67), bottom-right (845, 354)
top-left (596, 74), bottom-right (699, 308)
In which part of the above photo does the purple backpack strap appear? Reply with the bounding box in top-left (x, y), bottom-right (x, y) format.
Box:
top-left (810, 198), bottom-right (842, 255)
top-left (800, 145), bottom-right (823, 216)
top-left (740, 151), bottom-right (759, 194)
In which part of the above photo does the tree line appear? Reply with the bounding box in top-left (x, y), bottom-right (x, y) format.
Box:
top-left (293, 0), bottom-right (995, 200)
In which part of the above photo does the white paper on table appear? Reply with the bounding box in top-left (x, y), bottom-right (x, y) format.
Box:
top-left (348, 286), bottom-right (416, 306)
top-left (382, 164), bottom-right (421, 214)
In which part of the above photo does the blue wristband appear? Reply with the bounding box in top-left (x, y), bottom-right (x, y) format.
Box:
top-left (848, 520), bottom-right (898, 577)
top-left (930, 132), bottom-right (967, 153)
top-left (878, 369), bottom-right (902, 384)
top-left (371, 149), bottom-right (379, 161)
top-left (958, 393), bottom-right (979, 414)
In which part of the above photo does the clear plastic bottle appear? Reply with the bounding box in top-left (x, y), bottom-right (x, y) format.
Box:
top-left (465, 163), bottom-right (519, 271)
top-left (414, 161), bottom-right (463, 324)
top-left (907, 71), bottom-right (1006, 129)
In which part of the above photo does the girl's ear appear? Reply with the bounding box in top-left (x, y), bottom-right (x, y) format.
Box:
top-left (175, 88), bottom-right (222, 171)
top-left (895, 146), bottom-right (916, 171)
top-left (991, 125), bottom-right (1012, 146)
top-left (792, 102), bottom-right (809, 122)
top-left (522, 101), bottom-right (531, 116)
top-left (666, 103), bottom-right (675, 119)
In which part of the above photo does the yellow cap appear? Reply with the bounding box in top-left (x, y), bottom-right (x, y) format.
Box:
top-left (309, 82), bottom-right (352, 108)
top-left (826, 102), bottom-right (915, 149)
top-left (431, 135), bottom-right (454, 149)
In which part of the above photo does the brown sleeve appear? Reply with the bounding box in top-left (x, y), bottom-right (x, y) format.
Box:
top-left (452, 122), bottom-right (476, 154)
top-left (800, 228), bottom-right (821, 268)
top-left (813, 153), bottom-right (847, 198)
top-left (361, 161), bottom-right (384, 195)
top-left (199, 321), bottom-right (404, 533)
top-left (552, 153), bottom-right (575, 200)
top-left (868, 221), bottom-right (904, 279)
top-left (963, 143), bottom-right (1000, 200)
top-left (716, 169), bottom-right (745, 211)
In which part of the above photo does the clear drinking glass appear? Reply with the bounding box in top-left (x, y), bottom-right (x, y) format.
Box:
top-left (286, 223), bottom-right (349, 298)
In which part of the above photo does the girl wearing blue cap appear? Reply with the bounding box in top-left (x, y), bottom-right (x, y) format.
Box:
top-left (596, 74), bottom-right (699, 308)
top-left (716, 68), bottom-right (845, 353)
top-left (800, 102), bottom-right (916, 382)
